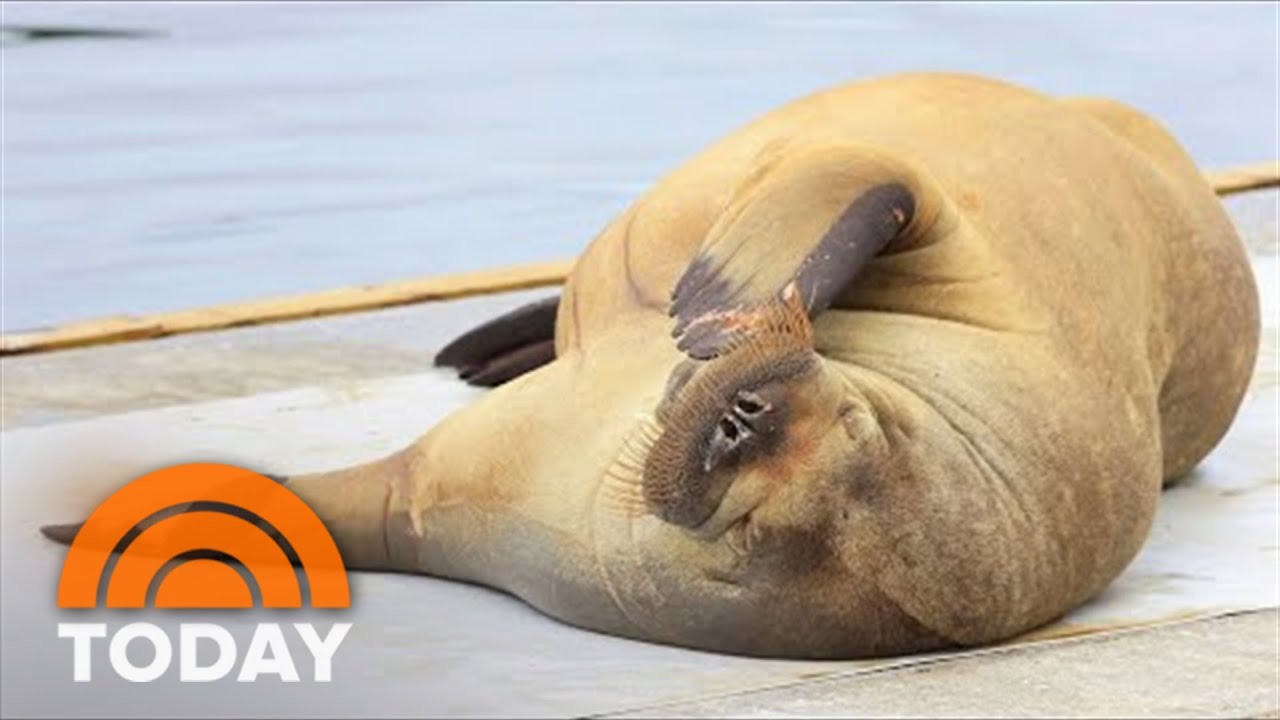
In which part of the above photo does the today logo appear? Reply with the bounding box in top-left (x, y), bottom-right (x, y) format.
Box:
top-left (54, 463), bottom-right (353, 683)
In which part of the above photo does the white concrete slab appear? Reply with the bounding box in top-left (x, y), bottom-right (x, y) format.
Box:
top-left (2, 248), bottom-right (1275, 716)
top-left (603, 610), bottom-right (1280, 719)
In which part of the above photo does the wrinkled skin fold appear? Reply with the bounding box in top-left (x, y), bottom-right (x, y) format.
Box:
top-left (43, 72), bottom-right (1261, 659)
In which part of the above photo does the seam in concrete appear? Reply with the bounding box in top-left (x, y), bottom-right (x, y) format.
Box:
top-left (588, 607), bottom-right (1276, 719)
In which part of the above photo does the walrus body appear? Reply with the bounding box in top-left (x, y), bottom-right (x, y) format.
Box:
top-left (46, 72), bottom-right (1260, 658)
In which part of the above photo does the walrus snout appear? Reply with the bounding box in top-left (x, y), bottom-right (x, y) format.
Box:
top-left (642, 343), bottom-right (819, 528)
top-left (644, 281), bottom-right (831, 528)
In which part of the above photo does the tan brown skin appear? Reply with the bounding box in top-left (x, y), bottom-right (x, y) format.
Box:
top-left (42, 72), bottom-right (1260, 659)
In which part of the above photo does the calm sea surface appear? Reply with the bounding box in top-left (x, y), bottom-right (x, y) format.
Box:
top-left (2, 1), bottom-right (1276, 332)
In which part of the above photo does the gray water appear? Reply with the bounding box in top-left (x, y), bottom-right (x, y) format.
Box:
top-left (2, 1), bottom-right (1276, 333)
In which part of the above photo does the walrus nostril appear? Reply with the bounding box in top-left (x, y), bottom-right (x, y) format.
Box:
top-left (719, 416), bottom-right (740, 441)
top-left (705, 414), bottom-right (752, 473)
top-left (734, 391), bottom-right (768, 417)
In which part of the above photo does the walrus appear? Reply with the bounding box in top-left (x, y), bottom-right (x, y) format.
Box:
top-left (41, 72), bottom-right (1261, 659)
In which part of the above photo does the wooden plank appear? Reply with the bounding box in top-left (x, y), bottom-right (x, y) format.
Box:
top-left (1204, 161), bottom-right (1280, 195)
top-left (0, 259), bottom-right (575, 356)
top-left (2, 160), bottom-right (1277, 357)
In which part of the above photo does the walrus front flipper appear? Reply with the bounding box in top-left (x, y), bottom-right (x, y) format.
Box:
top-left (670, 146), bottom-right (937, 359)
top-left (434, 294), bottom-right (560, 387)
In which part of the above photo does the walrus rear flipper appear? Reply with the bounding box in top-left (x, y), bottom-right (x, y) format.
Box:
top-left (669, 146), bottom-right (941, 360)
top-left (434, 294), bottom-right (560, 387)
top-left (39, 473), bottom-right (302, 564)
top-left (39, 461), bottom-right (407, 577)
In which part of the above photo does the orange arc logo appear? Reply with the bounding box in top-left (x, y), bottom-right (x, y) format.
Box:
top-left (56, 463), bottom-right (350, 610)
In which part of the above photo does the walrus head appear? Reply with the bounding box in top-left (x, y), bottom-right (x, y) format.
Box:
top-left (642, 284), bottom-right (857, 535)
top-left (635, 145), bottom-right (928, 537)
